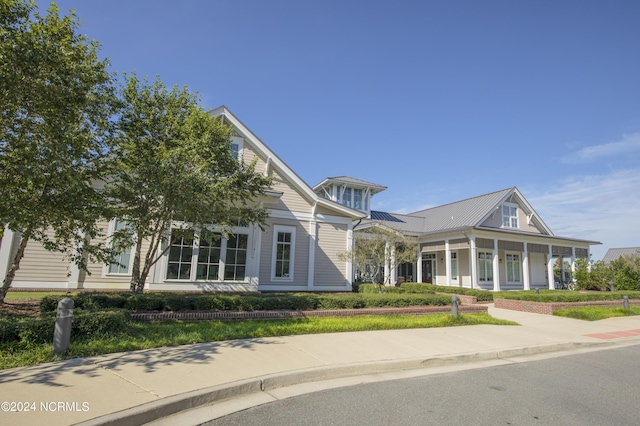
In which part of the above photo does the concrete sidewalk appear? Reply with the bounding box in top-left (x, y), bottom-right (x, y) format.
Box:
top-left (1, 305), bottom-right (640, 426)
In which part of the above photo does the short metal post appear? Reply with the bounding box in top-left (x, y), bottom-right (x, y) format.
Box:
top-left (452, 295), bottom-right (459, 318)
top-left (623, 295), bottom-right (630, 310)
top-left (53, 298), bottom-right (74, 355)
top-left (609, 281), bottom-right (615, 292)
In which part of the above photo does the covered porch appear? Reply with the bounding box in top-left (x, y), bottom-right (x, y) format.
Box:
top-left (410, 234), bottom-right (592, 291)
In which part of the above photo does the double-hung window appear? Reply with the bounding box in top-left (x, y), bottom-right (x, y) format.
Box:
top-left (166, 228), bottom-right (248, 281)
top-left (272, 225), bottom-right (296, 281)
top-left (107, 219), bottom-right (133, 275)
top-left (478, 252), bottom-right (493, 282)
top-left (502, 204), bottom-right (519, 228)
top-left (506, 253), bottom-right (521, 283)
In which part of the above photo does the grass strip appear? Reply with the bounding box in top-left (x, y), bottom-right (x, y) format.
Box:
top-left (553, 306), bottom-right (640, 321)
top-left (0, 313), bottom-right (516, 370)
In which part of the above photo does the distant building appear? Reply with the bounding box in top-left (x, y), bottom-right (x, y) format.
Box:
top-left (602, 247), bottom-right (640, 265)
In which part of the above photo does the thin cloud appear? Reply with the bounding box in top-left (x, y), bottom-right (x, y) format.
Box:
top-left (563, 133), bottom-right (640, 164)
top-left (527, 169), bottom-right (640, 259)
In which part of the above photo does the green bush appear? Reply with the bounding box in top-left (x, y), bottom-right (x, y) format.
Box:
top-left (399, 283), bottom-right (437, 294)
top-left (358, 284), bottom-right (407, 294)
top-left (0, 310), bottom-right (131, 344)
top-left (497, 291), bottom-right (640, 303)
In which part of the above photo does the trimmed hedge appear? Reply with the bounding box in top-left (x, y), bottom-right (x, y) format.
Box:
top-left (0, 310), bottom-right (131, 344)
top-left (39, 291), bottom-right (453, 313)
top-left (358, 283), bottom-right (437, 294)
top-left (498, 290), bottom-right (640, 303)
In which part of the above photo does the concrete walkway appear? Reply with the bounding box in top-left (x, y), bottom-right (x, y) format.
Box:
top-left (1, 305), bottom-right (639, 426)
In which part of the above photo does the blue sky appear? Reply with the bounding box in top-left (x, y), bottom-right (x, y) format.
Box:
top-left (50, 0), bottom-right (640, 260)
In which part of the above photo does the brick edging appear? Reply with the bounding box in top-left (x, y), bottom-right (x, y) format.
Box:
top-left (494, 298), bottom-right (640, 315)
top-left (130, 305), bottom-right (488, 322)
top-left (435, 293), bottom-right (478, 304)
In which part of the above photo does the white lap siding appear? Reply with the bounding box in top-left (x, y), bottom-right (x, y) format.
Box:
top-left (314, 222), bottom-right (348, 288)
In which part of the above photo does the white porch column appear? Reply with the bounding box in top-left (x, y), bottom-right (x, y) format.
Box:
top-left (390, 245), bottom-right (397, 285)
top-left (417, 248), bottom-right (423, 283)
top-left (445, 239), bottom-right (451, 286)
top-left (493, 239), bottom-right (500, 291)
top-left (469, 236), bottom-right (477, 289)
top-left (308, 221), bottom-right (318, 289)
top-left (522, 243), bottom-right (530, 291)
top-left (0, 225), bottom-right (17, 280)
top-left (570, 247), bottom-right (576, 285)
top-left (547, 246), bottom-right (555, 290)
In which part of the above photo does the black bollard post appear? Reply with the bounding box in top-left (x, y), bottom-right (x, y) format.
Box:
top-left (53, 298), bottom-right (74, 355)
top-left (452, 295), bottom-right (459, 318)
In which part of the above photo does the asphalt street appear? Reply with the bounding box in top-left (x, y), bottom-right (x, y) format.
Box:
top-left (205, 344), bottom-right (640, 426)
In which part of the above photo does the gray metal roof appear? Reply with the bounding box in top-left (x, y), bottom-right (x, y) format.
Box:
top-left (409, 187), bottom-right (514, 233)
top-left (602, 247), bottom-right (640, 264)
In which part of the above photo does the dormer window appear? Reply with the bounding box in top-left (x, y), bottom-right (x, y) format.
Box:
top-left (502, 204), bottom-right (519, 228)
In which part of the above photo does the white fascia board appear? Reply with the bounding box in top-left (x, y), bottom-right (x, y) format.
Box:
top-left (268, 209), bottom-right (356, 226)
top-left (210, 106), bottom-right (318, 204)
top-left (511, 188), bottom-right (554, 236)
top-left (316, 198), bottom-right (366, 220)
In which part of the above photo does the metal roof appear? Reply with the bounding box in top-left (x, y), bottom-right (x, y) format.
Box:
top-left (313, 176), bottom-right (387, 194)
top-left (602, 247), bottom-right (640, 264)
top-left (409, 188), bottom-right (514, 233)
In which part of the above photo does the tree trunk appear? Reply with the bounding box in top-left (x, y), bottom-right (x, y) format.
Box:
top-left (130, 237), bottom-right (144, 293)
top-left (0, 230), bottom-right (31, 303)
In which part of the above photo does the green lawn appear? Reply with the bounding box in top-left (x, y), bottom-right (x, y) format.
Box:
top-left (553, 306), bottom-right (640, 321)
top-left (5, 292), bottom-right (73, 300)
top-left (0, 313), bottom-right (517, 370)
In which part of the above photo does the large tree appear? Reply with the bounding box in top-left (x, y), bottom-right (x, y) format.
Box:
top-left (106, 75), bottom-right (272, 292)
top-left (0, 0), bottom-right (117, 302)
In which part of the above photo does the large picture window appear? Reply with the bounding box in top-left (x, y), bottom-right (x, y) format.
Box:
top-left (478, 251), bottom-right (493, 282)
top-left (166, 228), bottom-right (248, 281)
top-left (272, 225), bottom-right (296, 281)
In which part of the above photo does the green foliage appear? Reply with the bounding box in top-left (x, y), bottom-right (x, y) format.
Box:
top-left (106, 75), bottom-right (272, 292)
top-left (0, 310), bottom-right (130, 344)
top-left (610, 255), bottom-right (640, 291)
top-left (553, 306), bottom-right (640, 321)
top-left (0, 0), bottom-right (119, 301)
top-left (498, 290), bottom-right (640, 302)
top-left (574, 256), bottom-right (640, 292)
top-left (38, 291), bottom-right (456, 313)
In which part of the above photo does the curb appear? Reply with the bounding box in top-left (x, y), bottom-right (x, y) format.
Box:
top-left (75, 340), bottom-right (610, 426)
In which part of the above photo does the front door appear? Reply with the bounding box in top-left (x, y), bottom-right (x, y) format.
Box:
top-left (422, 255), bottom-right (436, 284)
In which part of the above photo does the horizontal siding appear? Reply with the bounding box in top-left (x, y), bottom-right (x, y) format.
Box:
top-left (263, 170), bottom-right (312, 214)
top-left (259, 218), bottom-right (310, 287)
top-left (13, 230), bottom-right (70, 282)
top-left (314, 222), bottom-right (347, 287)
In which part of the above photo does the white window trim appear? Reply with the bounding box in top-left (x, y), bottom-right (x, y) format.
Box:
top-left (501, 202), bottom-right (519, 229)
top-left (163, 223), bottom-right (251, 283)
top-left (478, 251), bottom-right (494, 282)
top-left (505, 251), bottom-right (522, 284)
top-left (103, 218), bottom-right (135, 277)
top-left (230, 136), bottom-right (244, 160)
top-left (271, 225), bottom-right (296, 282)
top-left (450, 251), bottom-right (458, 281)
